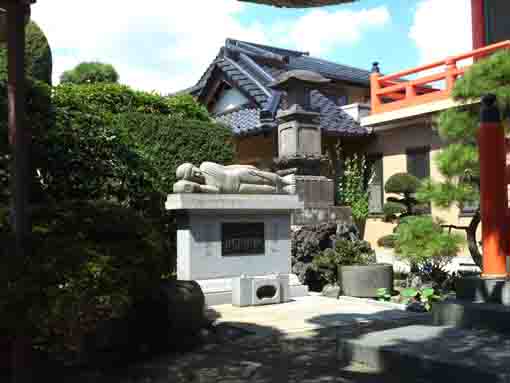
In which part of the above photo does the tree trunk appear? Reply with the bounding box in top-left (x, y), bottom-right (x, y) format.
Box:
top-left (467, 210), bottom-right (482, 268)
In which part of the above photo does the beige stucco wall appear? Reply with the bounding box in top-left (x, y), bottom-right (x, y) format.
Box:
top-left (364, 121), bottom-right (481, 256)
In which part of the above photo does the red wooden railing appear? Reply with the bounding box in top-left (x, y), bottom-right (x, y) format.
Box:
top-left (371, 40), bottom-right (510, 115)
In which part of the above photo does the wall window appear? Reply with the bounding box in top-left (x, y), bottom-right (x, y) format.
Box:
top-left (406, 147), bottom-right (430, 180)
top-left (367, 154), bottom-right (383, 214)
top-left (406, 147), bottom-right (430, 213)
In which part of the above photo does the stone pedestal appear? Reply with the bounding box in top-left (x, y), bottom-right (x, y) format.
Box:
top-left (166, 194), bottom-right (308, 306)
top-left (456, 276), bottom-right (509, 303)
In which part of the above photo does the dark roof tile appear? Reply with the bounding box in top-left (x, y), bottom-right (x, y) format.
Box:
top-left (185, 39), bottom-right (371, 137)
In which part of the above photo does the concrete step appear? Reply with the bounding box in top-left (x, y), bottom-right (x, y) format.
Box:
top-left (337, 324), bottom-right (510, 383)
top-left (433, 300), bottom-right (510, 333)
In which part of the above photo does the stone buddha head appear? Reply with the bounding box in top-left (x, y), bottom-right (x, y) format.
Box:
top-left (176, 163), bottom-right (204, 183)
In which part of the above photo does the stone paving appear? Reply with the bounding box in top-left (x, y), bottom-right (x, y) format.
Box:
top-left (208, 295), bottom-right (421, 335)
top-left (60, 295), bottom-right (431, 383)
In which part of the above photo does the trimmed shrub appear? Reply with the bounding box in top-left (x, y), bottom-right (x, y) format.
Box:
top-left (313, 238), bottom-right (375, 285)
top-left (384, 172), bottom-right (421, 195)
top-left (0, 21), bottom-right (52, 84)
top-left (381, 172), bottom-right (424, 222)
top-left (60, 62), bottom-right (119, 85)
top-left (52, 84), bottom-right (211, 120)
top-left (114, 113), bottom-right (234, 193)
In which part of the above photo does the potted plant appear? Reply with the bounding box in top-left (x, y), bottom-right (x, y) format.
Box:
top-left (313, 238), bottom-right (393, 298)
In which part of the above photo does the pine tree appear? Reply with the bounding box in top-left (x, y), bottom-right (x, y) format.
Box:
top-left (417, 50), bottom-right (510, 267)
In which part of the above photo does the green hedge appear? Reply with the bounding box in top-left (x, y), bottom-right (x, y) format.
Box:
top-left (52, 84), bottom-right (211, 120)
top-left (0, 201), bottom-right (172, 349)
top-left (114, 113), bottom-right (235, 193)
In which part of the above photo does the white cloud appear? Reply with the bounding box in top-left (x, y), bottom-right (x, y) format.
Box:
top-left (32, 0), bottom-right (267, 93)
top-left (277, 6), bottom-right (391, 56)
top-left (410, 0), bottom-right (473, 65)
top-left (31, 2), bottom-right (390, 94)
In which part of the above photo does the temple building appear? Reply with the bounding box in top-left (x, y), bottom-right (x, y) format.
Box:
top-left (182, 38), bottom-right (373, 171)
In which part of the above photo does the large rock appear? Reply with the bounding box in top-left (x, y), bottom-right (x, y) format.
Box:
top-left (291, 222), bottom-right (364, 291)
top-left (131, 280), bottom-right (207, 349)
top-left (291, 223), bottom-right (337, 290)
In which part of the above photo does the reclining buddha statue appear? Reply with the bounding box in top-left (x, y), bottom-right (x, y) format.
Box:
top-left (173, 162), bottom-right (296, 194)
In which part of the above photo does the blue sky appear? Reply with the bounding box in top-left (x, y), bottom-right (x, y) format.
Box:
top-left (237, 0), bottom-right (420, 74)
top-left (31, 0), bottom-right (472, 94)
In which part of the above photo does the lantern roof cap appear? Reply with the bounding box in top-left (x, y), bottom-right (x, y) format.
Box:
top-left (269, 70), bottom-right (331, 90)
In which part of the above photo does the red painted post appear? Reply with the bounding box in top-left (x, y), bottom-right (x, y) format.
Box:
top-left (479, 94), bottom-right (508, 278)
top-left (370, 72), bottom-right (382, 114)
top-left (472, 0), bottom-right (486, 50)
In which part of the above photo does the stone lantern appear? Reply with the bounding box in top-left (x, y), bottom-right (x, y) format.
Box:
top-left (270, 70), bottom-right (348, 226)
top-left (269, 69), bottom-right (330, 175)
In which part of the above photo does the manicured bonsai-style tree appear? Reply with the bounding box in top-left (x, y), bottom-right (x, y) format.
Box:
top-left (377, 172), bottom-right (424, 249)
top-left (382, 172), bottom-right (423, 220)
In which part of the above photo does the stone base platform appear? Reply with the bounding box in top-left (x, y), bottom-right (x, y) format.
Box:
top-left (337, 324), bottom-right (510, 382)
top-left (198, 274), bottom-right (308, 306)
top-left (456, 276), bottom-right (510, 303)
top-left (433, 300), bottom-right (510, 333)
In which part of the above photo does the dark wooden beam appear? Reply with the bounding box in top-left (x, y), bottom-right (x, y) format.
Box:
top-left (7, 0), bottom-right (29, 259)
top-left (239, 0), bottom-right (355, 7)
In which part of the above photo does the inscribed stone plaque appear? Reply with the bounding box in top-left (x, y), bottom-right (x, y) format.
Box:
top-left (222, 223), bottom-right (265, 256)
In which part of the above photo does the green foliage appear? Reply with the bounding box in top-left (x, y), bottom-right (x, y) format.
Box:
top-left (382, 173), bottom-right (422, 221)
top-left (0, 78), bottom-right (53, 205)
top-left (0, 21), bottom-right (53, 84)
top-left (52, 83), bottom-right (210, 121)
top-left (166, 94), bottom-right (211, 121)
top-left (417, 51), bottom-right (510, 267)
top-left (313, 239), bottom-right (375, 285)
top-left (0, 201), bottom-right (172, 347)
top-left (394, 216), bottom-right (465, 271)
top-left (35, 108), bottom-right (156, 210)
top-left (398, 287), bottom-right (441, 311)
top-left (382, 200), bottom-right (407, 218)
top-left (384, 172), bottom-right (421, 195)
top-left (338, 154), bottom-right (371, 221)
top-left (114, 113), bottom-right (234, 194)
top-left (29, 84), bottom-right (220, 210)
top-left (452, 50), bottom-right (510, 107)
top-left (376, 288), bottom-right (392, 302)
top-left (60, 62), bottom-right (119, 85)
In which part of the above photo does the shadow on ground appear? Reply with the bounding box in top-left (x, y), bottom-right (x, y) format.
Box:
top-left (24, 305), bottom-right (445, 383)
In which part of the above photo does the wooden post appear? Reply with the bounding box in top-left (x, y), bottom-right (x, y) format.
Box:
top-left (479, 94), bottom-right (507, 278)
top-left (7, 0), bottom-right (29, 258)
top-left (6, 2), bottom-right (32, 382)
